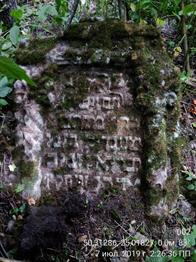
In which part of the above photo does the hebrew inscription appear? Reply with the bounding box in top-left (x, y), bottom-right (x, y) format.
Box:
top-left (42, 70), bottom-right (142, 194)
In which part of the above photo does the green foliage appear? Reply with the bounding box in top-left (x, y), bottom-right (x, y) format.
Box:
top-left (0, 98), bottom-right (8, 106)
top-left (171, 257), bottom-right (184, 262)
top-left (0, 76), bottom-right (11, 106)
top-left (0, 56), bottom-right (35, 107)
top-left (126, 0), bottom-right (181, 24)
top-left (0, 31), bottom-right (16, 57)
top-left (182, 170), bottom-right (196, 192)
top-left (0, 76), bottom-right (12, 98)
top-left (181, 3), bottom-right (196, 15)
top-left (11, 7), bottom-right (24, 24)
top-left (0, 56), bottom-right (35, 86)
top-left (36, 4), bottom-right (58, 22)
top-left (35, 2), bottom-right (68, 25)
top-left (0, 75), bottom-right (12, 106)
top-left (14, 183), bottom-right (25, 194)
top-left (9, 25), bottom-right (20, 46)
top-left (0, 3), bottom-right (37, 107)
top-left (190, 47), bottom-right (196, 55)
top-left (184, 225), bottom-right (196, 247)
top-left (55, 0), bottom-right (68, 22)
top-left (180, 71), bottom-right (190, 83)
top-left (10, 203), bottom-right (26, 215)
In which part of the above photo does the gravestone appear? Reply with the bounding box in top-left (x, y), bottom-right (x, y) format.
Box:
top-left (3, 21), bottom-right (181, 220)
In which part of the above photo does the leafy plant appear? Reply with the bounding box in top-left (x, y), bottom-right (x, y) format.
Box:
top-left (0, 56), bottom-right (35, 82)
top-left (181, 3), bottom-right (196, 15)
top-left (0, 56), bottom-right (35, 107)
top-left (55, 0), bottom-right (68, 22)
top-left (182, 170), bottom-right (196, 191)
top-left (36, 4), bottom-right (58, 22)
top-left (126, 0), bottom-right (181, 24)
top-left (0, 76), bottom-right (12, 106)
top-left (9, 25), bottom-right (20, 46)
top-left (14, 183), bottom-right (25, 194)
top-left (11, 7), bottom-right (24, 24)
top-left (180, 71), bottom-right (190, 83)
top-left (10, 203), bottom-right (26, 216)
top-left (184, 225), bottom-right (196, 247)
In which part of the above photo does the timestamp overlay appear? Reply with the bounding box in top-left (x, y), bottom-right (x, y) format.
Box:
top-left (83, 233), bottom-right (192, 259)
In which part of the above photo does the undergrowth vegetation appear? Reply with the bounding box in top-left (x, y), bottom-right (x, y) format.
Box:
top-left (0, 0), bottom-right (195, 107)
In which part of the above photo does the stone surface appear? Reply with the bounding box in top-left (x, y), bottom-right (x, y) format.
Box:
top-left (1, 21), bottom-right (181, 220)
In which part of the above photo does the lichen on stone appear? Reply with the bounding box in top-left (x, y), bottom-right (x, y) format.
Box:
top-left (132, 33), bottom-right (181, 220)
top-left (14, 80), bottom-right (44, 200)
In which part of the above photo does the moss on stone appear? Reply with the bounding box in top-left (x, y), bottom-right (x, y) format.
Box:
top-left (38, 193), bottom-right (57, 205)
top-left (19, 160), bottom-right (37, 178)
top-left (13, 146), bottom-right (24, 162)
top-left (81, 133), bottom-right (104, 153)
top-left (148, 188), bottom-right (165, 206)
top-left (62, 74), bottom-right (89, 110)
top-left (15, 38), bottom-right (56, 65)
top-left (64, 21), bottom-right (159, 45)
top-left (132, 30), bottom-right (181, 218)
top-left (53, 167), bottom-right (65, 175)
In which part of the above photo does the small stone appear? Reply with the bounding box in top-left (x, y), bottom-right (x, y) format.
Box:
top-left (160, 69), bottom-right (165, 75)
top-left (128, 225), bottom-right (136, 234)
top-left (12, 215), bottom-right (17, 220)
top-left (177, 196), bottom-right (192, 217)
top-left (131, 220), bottom-right (136, 225)
top-left (7, 220), bottom-right (15, 232)
top-left (131, 52), bottom-right (138, 60)
top-left (161, 80), bottom-right (165, 86)
top-left (165, 92), bottom-right (177, 107)
top-left (17, 215), bottom-right (23, 220)
top-left (78, 235), bottom-right (87, 243)
top-left (27, 197), bottom-right (36, 206)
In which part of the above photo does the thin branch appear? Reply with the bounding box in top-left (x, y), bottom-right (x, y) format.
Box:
top-left (0, 242), bottom-right (8, 259)
top-left (0, 258), bottom-right (27, 262)
top-left (186, 79), bottom-right (196, 88)
top-left (65, 0), bottom-right (80, 31)
top-left (181, 0), bottom-right (191, 73)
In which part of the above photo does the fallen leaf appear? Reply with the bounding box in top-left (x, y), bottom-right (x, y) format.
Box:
top-left (78, 235), bottom-right (87, 243)
top-left (17, 215), bottom-right (23, 220)
top-left (27, 197), bottom-right (36, 206)
top-left (8, 163), bottom-right (16, 172)
top-left (173, 46), bottom-right (182, 58)
top-left (189, 99), bottom-right (196, 115)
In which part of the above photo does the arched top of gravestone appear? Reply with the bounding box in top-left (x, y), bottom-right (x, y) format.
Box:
top-left (15, 20), bottom-right (161, 67)
top-left (10, 20), bottom-right (181, 220)
top-left (63, 20), bottom-right (160, 41)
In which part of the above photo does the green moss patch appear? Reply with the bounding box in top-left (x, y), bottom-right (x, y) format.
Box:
top-left (15, 38), bottom-right (56, 65)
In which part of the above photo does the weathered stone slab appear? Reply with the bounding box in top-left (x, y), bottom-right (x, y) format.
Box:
top-left (14, 67), bottom-right (142, 197)
top-left (42, 69), bottom-right (141, 193)
top-left (1, 21), bottom-right (181, 220)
